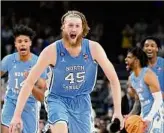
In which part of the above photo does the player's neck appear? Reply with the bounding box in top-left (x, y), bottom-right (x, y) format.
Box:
top-left (134, 67), bottom-right (142, 77)
top-left (148, 56), bottom-right (157, 67)
top-left (62, 39), bottom-right (82, 57)
top-left (64, 40), bottom-right (81, 48)
top-left (19, 53), bottom-right (32, 62)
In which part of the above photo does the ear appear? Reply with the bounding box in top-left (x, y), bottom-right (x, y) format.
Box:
top-left (29, 41), bottom-right (32, 47)
top-left (156, 47), bottom-right (158, 52)
top-left (135, 58), bottom-right (139, 64)
top-left (14, 41), bottom-right (17, 48)
top-left (61, 25), bottom-right (64, 30)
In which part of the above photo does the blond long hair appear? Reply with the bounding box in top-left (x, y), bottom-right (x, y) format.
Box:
top-left (61, 10), bottom-right (90, 37)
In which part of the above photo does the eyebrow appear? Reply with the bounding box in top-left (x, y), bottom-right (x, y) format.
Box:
top-left (145, 43), bottom-right (156, 45)
top-left (17, 38), bottom-right (29, 41)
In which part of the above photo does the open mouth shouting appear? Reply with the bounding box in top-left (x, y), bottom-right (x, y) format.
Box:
top-left (125, 60), bottom-right (130, 71)
top-left (19, 47), bottom-right (27, 55)
top-left (70, 33), bottom-right (77, 39)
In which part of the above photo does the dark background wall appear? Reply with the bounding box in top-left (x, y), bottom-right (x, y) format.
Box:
top-left (2, 1), bottom-right (164, 60)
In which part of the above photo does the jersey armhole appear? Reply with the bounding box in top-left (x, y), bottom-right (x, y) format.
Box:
top-left (86, 40), bottom-right (98, 64)
top-left (51, 42), bottom-right (59, 68)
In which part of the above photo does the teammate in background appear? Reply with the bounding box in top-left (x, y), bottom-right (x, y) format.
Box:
top-left (125, 47), bottom-right (164, 132)
top-left (9, 10), bottom-right (124, 133)
top-left (141, 36), bottom-right (164, 100)
top-left (1, 25), bottom-right (47, 133)
top-left (126, 36), bottom-right (164, 116)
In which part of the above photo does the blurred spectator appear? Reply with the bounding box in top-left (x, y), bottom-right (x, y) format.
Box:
top-left (62, 1), bottom-right (71, 12)
top-left (153, 25), bottom-right (164, 57)
top-left (90, 22), bottom-right (104, 42)
top-left (32, 38), bottom-right (44, 55)
top-left (23, 17), bottom-right (32, 26)
top-left (121, 88), bottom-right (130, 115)
top-left (133, 18), bottom-right (148, 35)
top-left (47, 35), bottom-right (56, 44)
top-left (153, 25), bottom-right (164, 46)
top-left (133, 18), bottom-right (147, 43)
top-left (5, 44), bottom-right (13, 55)
top-left (1, 78), bottom-right (7, 104)
top-left (121, 24), bottom-right (133, 50)
top-left (44, 26), bottom-right (52, 38)
top-left (2, 25), bottom-right (13, 44)
top-left (11, 12), bottom-right (16, 27)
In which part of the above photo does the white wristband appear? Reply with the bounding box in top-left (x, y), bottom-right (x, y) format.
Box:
top-left (144, 91), bottom-right (163, 121)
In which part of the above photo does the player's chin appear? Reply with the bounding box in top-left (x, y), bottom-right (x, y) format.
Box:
top-left (146, 53), bottom-right (153, 58)
top-left (19, 51), bottom-right (28, 56)
top-left (147, 55), bottom-right (153, 59)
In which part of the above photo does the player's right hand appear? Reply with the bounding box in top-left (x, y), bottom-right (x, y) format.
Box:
top-left (123, 114), bottom-right (130, 121)
top-left (112, 112), bottom-right (124, 130)
top-left (142, 119), bottom-right (150, 133)
top-left (9, 115), bottom-right (23, 133)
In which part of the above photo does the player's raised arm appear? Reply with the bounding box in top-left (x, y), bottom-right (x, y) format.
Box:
top-left (9, 43), bottom-right (56, 133)
top-left (89, 40), bottom-right (124, 129)
top-left (144, 69), bottom-right (163, 121)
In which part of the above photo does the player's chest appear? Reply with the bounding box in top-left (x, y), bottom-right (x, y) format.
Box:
top-left (9, 62), bottom-right (33, 78)
top-left (57, 56), bottom-right (91, 71)
top-left (151, 64), bottom-right (164, 75)
top-left (132, 79), bottom-right (144, 93)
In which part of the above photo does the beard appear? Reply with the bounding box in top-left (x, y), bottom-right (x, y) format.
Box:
top-left (62, 31), bottom-right (83, 47)
top-left (126, 62), bottom-right (136, 72)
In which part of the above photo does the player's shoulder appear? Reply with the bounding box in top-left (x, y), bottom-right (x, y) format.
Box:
top-left (145, 67), bottom-right (155, 77)
top-left (31, 53), bottom-right (39, 61)
top-left (88, 39), bottom-right (101, 49)
top-left (88, 39), bottom-right (99, 45)
top-left (144, 67), bottom-right (157, 83)
top-left (45, 40), bottom-right (60, 50)
top-left (54, 39), bottom-right (62, 44)
top-left (49, 39), bottom-right (62, 47)
top-left (156, 56), bottom-right (164, 68)
top-left (2, 52), bottom-right (17, 62)
top-left (157, 56), bottom-right (164, 62)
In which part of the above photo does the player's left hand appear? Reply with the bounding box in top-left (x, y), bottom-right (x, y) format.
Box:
top-left (123, 114), bottom-right (131, 121)
top-left (24, 71), bottom-right (29, 78)
top-left (112, 112), bottom-right (124, 130)
top-left (9, 115), bottom-right (23, 133)
top-left (142, 119), bottom-right (150, 132)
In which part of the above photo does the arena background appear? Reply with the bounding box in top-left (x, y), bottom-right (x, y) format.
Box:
top-left (1, 1), bottom-right (164, 133)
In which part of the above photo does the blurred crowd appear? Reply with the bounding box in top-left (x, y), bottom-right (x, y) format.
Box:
top-left (1, 1), bottom-right (164, 133)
